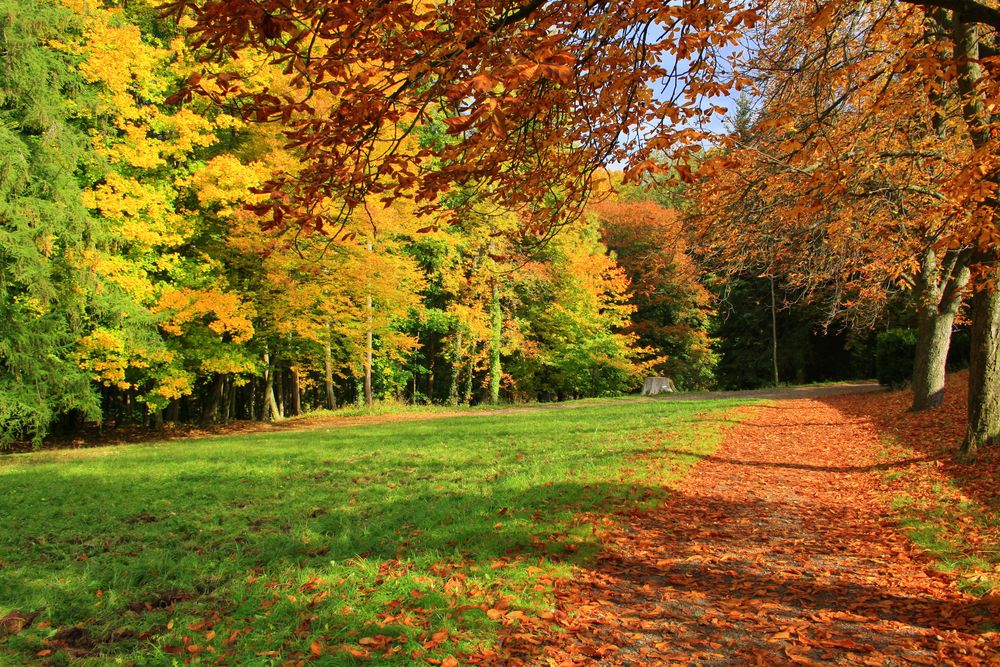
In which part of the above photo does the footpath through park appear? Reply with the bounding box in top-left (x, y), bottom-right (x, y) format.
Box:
top-left (489, 396), bottom-right (1000, 666)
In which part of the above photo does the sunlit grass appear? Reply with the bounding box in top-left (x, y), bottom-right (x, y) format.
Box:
top-left (0, 398), bottom-right (748, 665)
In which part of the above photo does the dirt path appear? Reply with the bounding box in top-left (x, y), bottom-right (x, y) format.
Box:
top-left (507, 398), bottom-right (999, 666)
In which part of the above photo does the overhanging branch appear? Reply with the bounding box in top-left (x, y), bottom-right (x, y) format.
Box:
top-left (900, 0), bottom-right (1000, 30)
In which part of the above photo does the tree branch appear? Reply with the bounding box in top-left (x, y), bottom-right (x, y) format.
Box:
top-left (901, 0), bottom-right (1000, 30)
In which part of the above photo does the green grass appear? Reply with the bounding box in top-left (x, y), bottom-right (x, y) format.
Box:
top-left (0, 398), bottom-right (749, 665)
top-left (879, 437), bottom-right (999, 598)
top-left (892, 489), bottom-right (999, 597)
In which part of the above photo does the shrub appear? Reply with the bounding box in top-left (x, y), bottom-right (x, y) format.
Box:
top-left (876, 328), bottom-right (916, 388)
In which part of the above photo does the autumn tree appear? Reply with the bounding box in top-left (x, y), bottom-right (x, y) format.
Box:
top-left (165, 0), bottom-right (759, 237)
top-left (591, 197), bottom-right (716, 389)
top-left (689, 0), bottom-right (1000, 453)
top-left (64, 0), bottom-right (263, 426)
top-left (510, 215), bottom-right (648, 399)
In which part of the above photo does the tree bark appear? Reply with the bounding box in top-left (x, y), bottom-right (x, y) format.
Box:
top-left (770, 276), bottom-right (779, 387)
top-left (275, 365), bottom-right (285, 417)
top-left (324, 321), bottom-right (336, 409)
top-left (201, 374), bottom-right (226, 426)
top-left (488, 281), bottom-right (502, 405)
top-left (911, 248), bottom-right (970, 410)
top-left (226, 380), bottom-right (236, 422)
top-left (962, 275), bottom-right (1000, 455)
top-left (166, 399), bottom-right (180, 424)
top-left (464, 343), bottom-right (476, 405)
top-left (364, 293), bottom-right (374, 406)
top-left (263, 347), bottom-right (281, 421)
top-left (448, 330), bottom-right (464, 405)
top-left (427, 334), bottom-right (436, 403)
top-left (249, 378), bottom-right (257, 421)
top-left (290, 366), bottom-right (302, 416)
top-left (953, 17), bottom-right (999, 453)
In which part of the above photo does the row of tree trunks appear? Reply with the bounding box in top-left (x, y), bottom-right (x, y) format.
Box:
top-left (906, 251), bottom-right (998, 457)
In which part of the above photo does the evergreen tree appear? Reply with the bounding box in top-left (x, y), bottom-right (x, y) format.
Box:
top-left (0, 0), bottom-right (103, 442)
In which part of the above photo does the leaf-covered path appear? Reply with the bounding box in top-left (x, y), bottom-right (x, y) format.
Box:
top-left (491, 398), bottom-right (999, 666)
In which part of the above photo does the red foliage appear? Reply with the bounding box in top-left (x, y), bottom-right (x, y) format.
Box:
top-left (163, 0), bottom-right (758, 233)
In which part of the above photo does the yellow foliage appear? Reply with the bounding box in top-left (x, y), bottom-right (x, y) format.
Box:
top-left (155, 287), bottom-right (256, 343)
top-left (149, 370), bottom-right (195, 402)
top-left (188, 155), bottom-right (268, 212)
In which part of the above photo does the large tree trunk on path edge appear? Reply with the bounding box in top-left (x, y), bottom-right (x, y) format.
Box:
top-left (952, 8), bottom-right (1000, 454)
top-left (911, 312), bottom-right (955, 410)
top-left (911, 248), bottom-right (970, 411)
top-left (962, 276), bottom-right (1000, 456)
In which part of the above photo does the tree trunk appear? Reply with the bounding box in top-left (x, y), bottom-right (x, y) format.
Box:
top-left (225, 379), bottom-right (236, 422)
top-left (221, 378), bottom-right (230, 422)
top-left (488, 281), bottom-right (502, 405)
top-left (427, 335), bottom-right (435, 403)
top-left (448, 330), bottom-right (464, 405)
top-left (464, 344), bottom-right (476, 405)
top-left (911, 310), bottom-right (955, 410)
top-left (167, 399), bottom-right (180, 424)
top-left (201, 374), bottom-right (226, 426)
top-left (962, 277), bottom-right (1000, 456)
top-left (275, 365), bottom-right (285, 417)
top-left (363, 238), bottom-right (375, 407)
top-left (952, 18), bottom-right (999, 454)
top-left (290, 366), bottom-right (302, 416)
top-left (769, 276), bottom-right (779, 387)
top-left (324, 321), bottom-right (336, 409)
top-left (263, 348), bottom-right (281, 421)
top-left (249, 378), bottom-right (257, 421)
top-left (911, 248), bottom-right (969, 410)
top-left (365, 293), bottom-right (374, 406)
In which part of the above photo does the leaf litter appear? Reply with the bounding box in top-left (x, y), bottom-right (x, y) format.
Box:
top-left (468, 392), bottom-right (999, 665)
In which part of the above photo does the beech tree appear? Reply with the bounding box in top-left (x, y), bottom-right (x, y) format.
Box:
top-left (164, 0), bottom-right (759, 234)
top-left (692, 0), bottom-right (999, 452)
top-left (591, 197), bottom-right (716, 390)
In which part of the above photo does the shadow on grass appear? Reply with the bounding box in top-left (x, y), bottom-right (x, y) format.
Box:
top-left (0, 472), bottom-right (665, 660)
top-left (0, 401), bottom-right (742, 662)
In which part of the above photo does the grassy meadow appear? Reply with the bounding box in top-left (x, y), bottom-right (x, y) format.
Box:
top-left (0, 399), bottom-right (748, 665)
